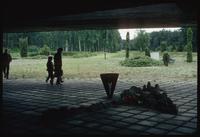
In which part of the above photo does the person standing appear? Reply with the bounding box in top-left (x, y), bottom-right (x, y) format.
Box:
top-left (2, 49), bottom-right (12, 79)
top-left (54, 48), bottom-right (63, 85)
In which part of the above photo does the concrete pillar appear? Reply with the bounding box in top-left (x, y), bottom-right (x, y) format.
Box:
top-left (0, 32), bottom-right (2, 98)
top-left (0, 32), bottom-right (3, 112)
top-left (197, 21), bottom-right (200, 134)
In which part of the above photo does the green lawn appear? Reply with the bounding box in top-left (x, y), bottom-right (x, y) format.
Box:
top-left (9, 51), bottom-right (197, 82)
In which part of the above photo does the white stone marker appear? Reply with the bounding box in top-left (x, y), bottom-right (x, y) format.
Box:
top-left (150, 52), bottom-right (160, 60)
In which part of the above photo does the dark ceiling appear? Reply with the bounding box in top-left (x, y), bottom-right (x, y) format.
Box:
top-left (2, 0), bottom-right (198, 32)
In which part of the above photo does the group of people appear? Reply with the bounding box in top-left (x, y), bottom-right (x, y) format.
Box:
top-left (46, 47), bottom-right (64, 85)
top-left (1, 48), bottom-right (63, 85)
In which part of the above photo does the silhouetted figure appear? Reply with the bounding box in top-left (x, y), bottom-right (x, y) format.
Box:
top-left (54, 48), bottom-right (63, 85)
top-left (2, 49), bottom-right (12, 79)
top-left (46, 55), bottom-right (54, 85)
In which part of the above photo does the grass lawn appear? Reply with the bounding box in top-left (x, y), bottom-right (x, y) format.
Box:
top-left (8, 51), bottom-right (197, 82)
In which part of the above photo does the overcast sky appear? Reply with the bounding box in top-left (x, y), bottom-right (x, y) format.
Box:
top-left (118, 27), bottom-right (181, 40)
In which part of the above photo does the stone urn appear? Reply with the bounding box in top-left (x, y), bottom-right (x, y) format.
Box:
top-left (100, 73), bottom-right (119, 99)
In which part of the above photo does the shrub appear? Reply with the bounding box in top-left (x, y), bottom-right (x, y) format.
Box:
top-left (73, 52), bottom-right (97, 58)
top-left (160, 41), bottom-right (167, 52)
top-left (39, 44), bottom-right (51, 56)
top-left (120, 56), bottom-right (162, 67)
top-left (163, 52), bottom-right (170, 66)
top-left (171, 45), bottom-right (177, 52)
top-left (62, 51), bottom-right (76, 56)
top-left (62, 51), bottom-right (97, 58)
top-left (10, 47), bottom-right (20, 53)
top-left (176, 45), bottom-right (184, 52)
top-left (145, 48), bottom-right (150, 57)
top-left (28, 45), bottom-right (39, 53)
top-left (26, 55), bottom-right (47, 59)
top-left (19, 37), bottom-right (28, 57)
top-left (28, 52), bottom-right (39, 57)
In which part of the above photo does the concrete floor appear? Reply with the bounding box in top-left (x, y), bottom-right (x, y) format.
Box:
top-left (0, 79), bottom-right (197, 135)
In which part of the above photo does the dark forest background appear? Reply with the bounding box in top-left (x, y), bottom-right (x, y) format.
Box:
top-left (3, 27), bottom-right (197, 55)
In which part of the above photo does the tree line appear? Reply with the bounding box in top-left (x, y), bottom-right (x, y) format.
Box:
top-left (3, 30), bottom-right (122, 53)
top-left (127, 27), bottom-right (197, 52)
top-left (3, 27), bottom-right (197, 56)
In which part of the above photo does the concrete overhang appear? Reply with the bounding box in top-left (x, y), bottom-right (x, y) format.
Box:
top-left (2, 0), bottom-right (198, 32)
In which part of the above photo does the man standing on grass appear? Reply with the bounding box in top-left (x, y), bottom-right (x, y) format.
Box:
top-left (54, 48), bottom-right (63, 85)
top-left (2, 49), bottom-right (12, 79)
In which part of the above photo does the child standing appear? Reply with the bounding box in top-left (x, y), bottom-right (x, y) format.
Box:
top-left (46, 55), bottom-right (54, 85)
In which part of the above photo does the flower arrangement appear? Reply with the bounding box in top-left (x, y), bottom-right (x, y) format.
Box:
top-left (120, 82), bottom-right (178, 114)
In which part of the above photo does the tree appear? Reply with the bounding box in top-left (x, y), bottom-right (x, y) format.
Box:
top-left (171, 45), bottom-right (176, 52)
top-left (186, 28), bottom-right (193, 62)
top-left (19, 37), bottom-right (28, 57)
top-left (134, 30), bottom-right (150, 51)
top-left (125, 32), bottom-right (130, 59)
top-left (149, 29), bottom-right (188, 52)
top-left (39, 44), bottom-right (51, 55)
top-left (145, 47), bottom-right (150, 57)
top-left (160, 41), bottom-right (167, 52)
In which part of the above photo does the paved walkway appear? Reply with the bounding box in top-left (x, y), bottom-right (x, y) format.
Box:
top-left (0, 79), bottom-right (197, 135)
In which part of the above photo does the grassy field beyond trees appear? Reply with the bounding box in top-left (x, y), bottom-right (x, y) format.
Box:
top-left (8, 51), bottom-right (197, 82)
